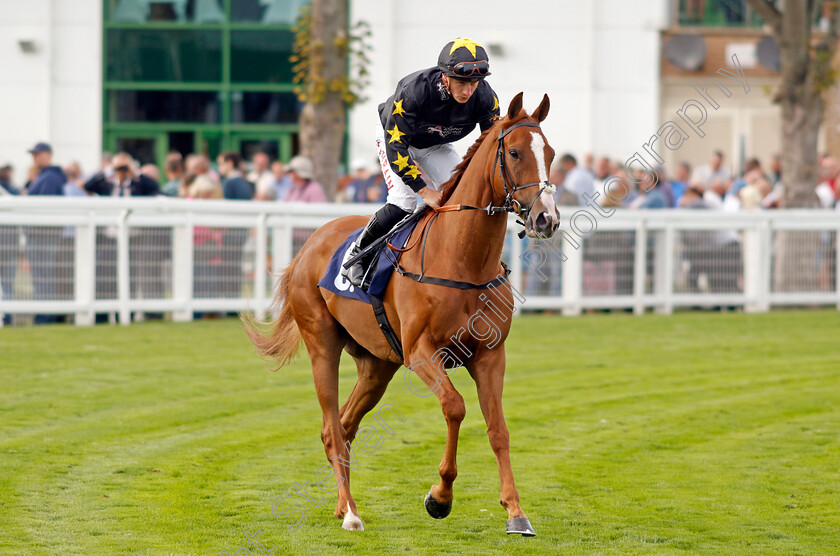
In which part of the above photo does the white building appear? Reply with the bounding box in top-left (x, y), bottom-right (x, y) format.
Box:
top-left (0, 0), bottom-right (782, 186)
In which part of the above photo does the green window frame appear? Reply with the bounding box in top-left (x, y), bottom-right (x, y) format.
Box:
top-left (102, 0), bottom-right (309, 171)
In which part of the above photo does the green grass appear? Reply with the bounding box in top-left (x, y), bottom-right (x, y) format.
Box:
top-left (1, 310), bottom-right (839, 555)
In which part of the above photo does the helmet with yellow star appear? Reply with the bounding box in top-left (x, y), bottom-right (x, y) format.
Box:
top-left (437, 37), bottom-right (491, 80)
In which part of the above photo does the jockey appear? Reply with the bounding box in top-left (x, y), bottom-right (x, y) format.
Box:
top-left (342, 37), bottom-right (501, 289)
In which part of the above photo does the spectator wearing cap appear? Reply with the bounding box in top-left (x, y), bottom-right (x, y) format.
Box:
top-left (27, 142), bottom-right (66, 196)
top-left (341, 159), bottom-right (376, 203)
top-left (284, 155), bottom-right (327, 253)
top-left (23, 143), bottom-right (66, 324)
top-left (284, 156), bottom-right (327, 202)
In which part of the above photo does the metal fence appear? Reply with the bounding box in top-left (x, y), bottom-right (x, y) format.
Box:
top-left (1, 197), bottom-right (839, 326)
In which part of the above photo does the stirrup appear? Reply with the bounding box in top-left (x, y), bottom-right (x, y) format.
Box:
top-left (346, 258), bottom-right (373, 289)
top-left (342, 244), bottom-right (374, 289)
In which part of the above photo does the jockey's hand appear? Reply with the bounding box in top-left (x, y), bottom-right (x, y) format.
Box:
top-left (418, 186), bottom-right (444, 209)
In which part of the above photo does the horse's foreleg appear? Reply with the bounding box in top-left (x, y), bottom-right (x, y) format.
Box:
top-left (468, 347), bottom-right (535, 536)
top-left (406, 342), bottom-right (466, 519)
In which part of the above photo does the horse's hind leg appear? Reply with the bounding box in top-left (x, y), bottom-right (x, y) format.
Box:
top-left (332, 352), bottom-right (400, 517)
top-left (339, 351), bottom-right (400, 442)
top-left (298, 315), bottom-right (364, 531)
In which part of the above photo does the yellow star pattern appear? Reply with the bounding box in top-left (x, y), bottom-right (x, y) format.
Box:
top-left (492, 96), bottom-right (499, 110)
top-left (392, 99), bottom-right (406, 117)
top-left (405, 165), bottom-right (422, 180)
top-left (449, 37), bottom-right (482, 58)
top-left (392, 152), bottom-right (410, 171)
top-left (387, 124), bottom-right (405, 144)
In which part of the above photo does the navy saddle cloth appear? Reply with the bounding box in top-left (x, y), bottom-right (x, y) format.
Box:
top-left (317, 222), bottom-right (416, 304)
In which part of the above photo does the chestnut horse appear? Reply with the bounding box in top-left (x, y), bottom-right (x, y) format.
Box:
top-left (244, 93), bottom-right (559, 536)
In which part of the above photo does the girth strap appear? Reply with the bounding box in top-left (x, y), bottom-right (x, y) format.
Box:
top-left (395, 261), bottom-right (511, 290)
top-left (370, 294), bottom-right (403, 362)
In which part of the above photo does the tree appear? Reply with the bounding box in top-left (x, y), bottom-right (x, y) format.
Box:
top-left (746, 1), bottom-right (840, 292)
top-left (746, 0), bottom-right (840, 207)
top-left (292, 0), bottom-right (370, 201)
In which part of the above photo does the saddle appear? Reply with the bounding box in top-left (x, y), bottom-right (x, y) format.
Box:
top-left (317, 209), bottom-right (426, 303)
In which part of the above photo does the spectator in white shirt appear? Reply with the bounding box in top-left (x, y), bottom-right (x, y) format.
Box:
top-left (557, 153), bottom-right (595, 206)
top-left (691, 150), bottom-right (731, 191)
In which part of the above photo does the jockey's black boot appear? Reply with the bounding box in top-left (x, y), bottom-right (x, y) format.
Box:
top-left (342, 204), bottom-right (410, 289)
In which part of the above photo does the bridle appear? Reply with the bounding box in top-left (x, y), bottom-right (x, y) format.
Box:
top-left (492, 121), bottom-right (556, 220)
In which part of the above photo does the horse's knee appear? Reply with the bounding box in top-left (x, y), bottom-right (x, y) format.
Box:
top-left (487, 427), bottom-right (510, 453)
top-left (441, 392), bottom-right (466, 424)
top-left (321, 423), bottom-right (347, 454)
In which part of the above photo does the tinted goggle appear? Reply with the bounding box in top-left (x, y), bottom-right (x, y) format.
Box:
top-left (451, 60), bottom-right (490, 78)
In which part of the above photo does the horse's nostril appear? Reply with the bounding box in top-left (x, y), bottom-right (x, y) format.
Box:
top-left (535, 212), bottom-right (548, 229)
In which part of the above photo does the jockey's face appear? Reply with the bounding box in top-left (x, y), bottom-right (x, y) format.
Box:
top-left (443, 75), bottom-right (480, 104)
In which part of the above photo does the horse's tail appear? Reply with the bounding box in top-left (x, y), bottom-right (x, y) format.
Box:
top-left (241, 261), bottom-right (301, 370)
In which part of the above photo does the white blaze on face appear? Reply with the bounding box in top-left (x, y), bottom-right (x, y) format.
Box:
top-left (529, 131), bottom-right (557, 214)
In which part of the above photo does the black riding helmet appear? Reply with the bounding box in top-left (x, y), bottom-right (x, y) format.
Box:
top-left (437, 38), bottom-right (491, 80)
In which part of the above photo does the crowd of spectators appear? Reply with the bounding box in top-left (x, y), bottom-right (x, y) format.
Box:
top-left (547, 149), bottom-right (839, 212)
top-left (0, 143), bottom-right (389, 205)
top-left (7, 141), bottom-right (840, 212)
top-left (0, 142), bottom-right (390, 325)
top-left (525, 149), bottom-right (840, 301)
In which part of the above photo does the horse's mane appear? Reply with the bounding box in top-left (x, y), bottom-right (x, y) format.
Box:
top-left (438, 109), bottom-right (531, 203)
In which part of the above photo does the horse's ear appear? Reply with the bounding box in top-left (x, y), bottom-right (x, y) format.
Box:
top-left (506, 92), bottom-right (523, 120)
top-left (530, 94), bottom-right (550, 122)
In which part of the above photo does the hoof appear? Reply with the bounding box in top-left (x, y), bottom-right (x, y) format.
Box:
top-left (342, 512), bottom-right (364, 531)
top-left (424, 490), bottom-right (452, 519)
top-left (341, 502), bottom-right (364, 531)
top-left (506, 516), bottom-right (536, 536)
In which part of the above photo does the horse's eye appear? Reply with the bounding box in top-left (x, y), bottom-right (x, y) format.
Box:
top-left (509, 150), bottom-right (519, 159)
